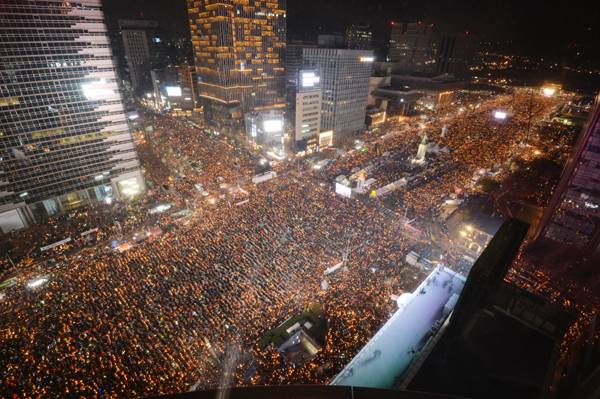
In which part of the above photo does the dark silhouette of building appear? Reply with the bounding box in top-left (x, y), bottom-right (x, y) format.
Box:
top-left (388, 22), bottom-right (477, 78)
top-left (117, 19), bottom-right (166, 96)
top-left (536, 94), bottom-right (600, 256)
top-left (388, 22), bottom-right (438, 75)
top-left (150, 385), bottom-right (464, 399)
top-left (346, 24), bottom-right (374, 50)
top-left (402, 219), bottom-right (575, 399)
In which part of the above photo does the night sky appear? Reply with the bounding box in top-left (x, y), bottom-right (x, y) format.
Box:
top-left (103, 0), bottom-right (600, 67)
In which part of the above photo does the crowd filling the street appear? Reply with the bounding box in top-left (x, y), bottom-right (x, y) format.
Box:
top-left (0, 90), bottom-right (596, 398)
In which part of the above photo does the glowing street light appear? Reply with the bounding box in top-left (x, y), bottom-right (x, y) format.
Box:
top-left (493, 110), bottom-right (507, 120)
top-left (542, 87), bottom-right (556, 97)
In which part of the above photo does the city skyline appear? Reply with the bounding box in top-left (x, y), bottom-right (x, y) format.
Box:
top-left (102, 0), bottom-right (600, 67)
top-left (0, 1), bottom-right (599, 398)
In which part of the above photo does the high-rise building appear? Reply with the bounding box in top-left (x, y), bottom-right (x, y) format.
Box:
top-left (389, 22), bottom-right (476, 78)
top-left (295, 69), bottom-right (322, 148)
top-left (537, 95), bottom-right (600, 255)
top-left (388, 22), bottom-right (438, 74)
top-left (187, 0), bottom-right (286, 131)
top-left (317, 34), bottom-right (345, 48)
top-left (303, 48), bottom-right (373, 139)
top-left (118, 19), bottom-right (165, 95)
top-left (404, 219), bottom-right (574, 399)
top-left (0, 0), bottom-right (145, 233)
top-left (346, 24), bottom-right (373, 50)
top-left (150, 65), bottom-right (198, 113)
top-left (435, 32), bottom-right (477, 78)
top-left (175, 64), bottom-right (199, 109)
top-left (284, 41), bottom-right (316, 103)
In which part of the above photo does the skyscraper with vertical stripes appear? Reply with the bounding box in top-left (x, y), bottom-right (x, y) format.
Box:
top-left (187, 0), bottom-right (286, 131)
top-left (0, 0), bottom-right (145, 232)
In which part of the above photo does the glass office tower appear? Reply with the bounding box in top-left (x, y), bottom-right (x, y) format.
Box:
top-left (187, 0), bottom-right (286, 131)
top-left (302, 48), bottom-right (373, 139)
top-left (0, 0), bottom-right (145, 232)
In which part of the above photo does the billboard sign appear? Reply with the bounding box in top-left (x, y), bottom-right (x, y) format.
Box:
top-left (166, 86), bottom-right (182, 97)
top-left (301, 71), bottom-right (320, 88)
top-left (263, 119), bottom-right (283, 133)
top-left (319, 130), bottom-right (333, 148)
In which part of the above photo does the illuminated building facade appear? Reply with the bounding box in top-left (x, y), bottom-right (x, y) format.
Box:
top-left (284, 41), bottom-right (316, 104)
top-left (175, 64), bottom-right (198, 109)
top-left (303, 48), bottom-right (373, 138)
top-left (537, 95), bottom-right (600, 254)
top-left (118, 19), bottom-right (165, 96)
top-left (150, 65), bottom-right (198, 113)
top-left (187, 0), bottom-right (286, 131)
top-left (0, 0), bottom-right (145, 232)
top-left (346, 24), bottom-right (373, 50)
top-left (295, 69), bottom-right (322, 147)
top-left (245, 110), bottom-right (285, 158)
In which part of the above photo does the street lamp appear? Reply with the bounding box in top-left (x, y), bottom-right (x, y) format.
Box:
top-left (542, 87), bottom-right (556, 97)
top-left (493, 110), bottom-right (507, 120)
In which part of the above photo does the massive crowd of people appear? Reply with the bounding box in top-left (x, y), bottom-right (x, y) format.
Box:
top-left (0, 91), bottom-right (567, 398)
top-left (0, 171), bottom-right (424, 397)
top-left (326, 92), bottom-right (560, 216)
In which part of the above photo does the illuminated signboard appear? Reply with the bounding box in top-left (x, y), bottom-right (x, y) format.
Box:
top-left (81, 79), bottom-right (114, 100)
top-left (263, 119), bottom-right (282, 133)
top-left (319, 130), bottom-right (333, 148)
top-left (301, 71), bottom-right (320, 88)
top-left (117, 177), bottom-right (142, 198)
top-left (166, 86), bottom-right (182, 97)
top-left (360, 56), bottom-right (375, 62)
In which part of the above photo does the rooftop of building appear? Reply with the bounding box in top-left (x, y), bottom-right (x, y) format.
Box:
top-left (371, 88), bottom-right (421, 100)
top-left (407, 282), bottom-right (573, 399)
top-left (331, 266), bottom-right (466, 389)
top-left (404, 219), bottom-right (574, 399)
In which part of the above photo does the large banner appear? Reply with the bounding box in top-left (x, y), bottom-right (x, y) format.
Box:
top-left (335, 183), bottom-right (352, 198)
top-left (40, 237), bottom-right (72, 252)
top-left (252, 171), bottom-right (277, 184)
